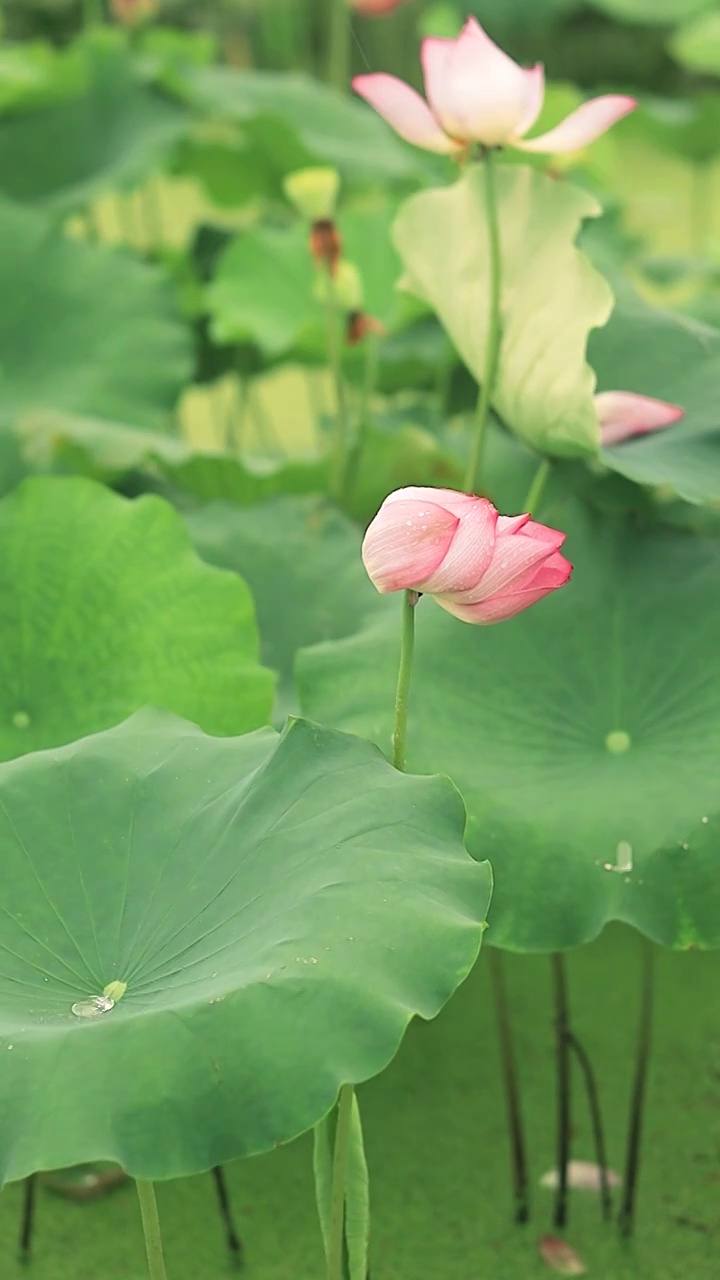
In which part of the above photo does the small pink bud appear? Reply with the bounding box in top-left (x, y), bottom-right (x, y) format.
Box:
top-left (362, 486), bottom-right (572, 624)
top-left (350, 0), bottom-right (408, 13)
top-left (595, 391), bottom-right (684, 447)
top-left (111, 0), bottom-right (158, 22)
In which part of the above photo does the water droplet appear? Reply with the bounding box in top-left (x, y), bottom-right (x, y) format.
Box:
top-left (12, 711), bottom-right (30, 730)
top-left (71, 995), bottom-right (115, 1019)
top-left (603, 841), bottom-right (633, 873)
top-left (605, 730), bottom-right (631, 755)
top-left (701, 816), bottom-right (709, 825)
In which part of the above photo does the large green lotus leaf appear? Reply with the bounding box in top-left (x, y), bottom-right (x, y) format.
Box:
top-left (188, 496), bottom-right (387, 718)
top-left (19, 409), bottom-right (328, 501)
top-left (590, 283), bottom-right (720, 505)
top-left (0, 199), bottom-right (191, 427)
top-left (207, 222), bottom-right (318, 360)
top-left (394, 166), bottom-right (613, 457)
top-left (183, 65), bottom-right (421, 182)
top-left (298, 503), bottom-right (720, 952)
top-left (0, 710), bottom-right (491, 1185)
top-left (0, 42), bottom-right (187, 212)
top-left (0, 476), bottom-right (274, 761)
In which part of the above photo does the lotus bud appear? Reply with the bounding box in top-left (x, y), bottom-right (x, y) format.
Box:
top-left (111, 0), bottom-right (159, 25)
top-left (283, 167), bottom-right (341, 223)
top-left (362, 486), bottom-right (572, 624)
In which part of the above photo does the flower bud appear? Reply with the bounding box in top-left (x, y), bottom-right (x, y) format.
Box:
top-left (595, 391), bottom-right (684, 448)
top-left (283, 167), bottom-right (341, 223)
top-left (362, 486), bottom-right (572, 624)
top-left (111, 0), bottom-right (159, 24)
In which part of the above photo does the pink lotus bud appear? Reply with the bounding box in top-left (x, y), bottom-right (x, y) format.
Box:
top-left (353, 17), bottom-right (635, 154)
top-left (350, 0), bottom-right (408, 12)
top-left (595, 391), bottom-right (684, 447)
top-left (111, 0), bottom-right (158, 23)
top-left (361, 486), bottom-right (572, 624)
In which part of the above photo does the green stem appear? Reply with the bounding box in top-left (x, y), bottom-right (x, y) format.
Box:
top-left (463, 148), bottom-right (502, 495)
top-left (392, 590), bottom-right (417, 772)
top-left (324, 283), bottom-right (350, 498)
top-left (136, 1181), bottom-right (168, 1280)
top-left (690, 162), bottom-right (712, 257)
top-left (342, 331), bottom-right (379, 505)
top-left (326, 1084), bottom-right (354, 1280)
top-left (141, 178), bottom-right (164, 253)
top-left (523, 458), bottom-right (551, 516)
top-left (83, 0), bottom-right (104, 26)
top-left (328, 0), bottom-right (351, 93)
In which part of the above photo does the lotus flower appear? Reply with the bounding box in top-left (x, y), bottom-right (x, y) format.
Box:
top-left (595, 392), bottom-right (684, 447)
top-left (362, 486), bottom-right (572, 623)
top-left (353, 17), bottom-right (635, 155)
top-left (350, 0), bottom-right (407, 12)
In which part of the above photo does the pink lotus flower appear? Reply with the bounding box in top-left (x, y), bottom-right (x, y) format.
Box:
top-left (362, 486), bottom-right (572, 623)
top-left (595, 391), bottom-right (684, 447)
top-left (353, 17), bottom-right (635, 155)
top-left (350, 0), bottom-right (407, 13)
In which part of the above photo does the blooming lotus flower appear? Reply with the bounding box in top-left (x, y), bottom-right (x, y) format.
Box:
top-left (362, 486), bottom-right (572, 624)
top-left (595, 392), bottom-right (684, 447)
top-left (353, 17), bottom-right (636, 155)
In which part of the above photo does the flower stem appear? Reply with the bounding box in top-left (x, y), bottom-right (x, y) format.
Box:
top-left (342, 331), bottom-right (379, 505)
top-left (463, 148), bottom-right (502, 495)
top-left (523, 458), bottom-right (551, 516)
top-left (136, 1180), bottom-right (169, 1280)
top-left (328, 0), bottom-right (351, 93)
top-left (392, 590), bottom-right (417, 772)
top-left (324, 281), bottom-right (351, 499)
top-left (326, 1084), bottom-right (355, 1280)
top-left (618, 938), bottom-right (654, 1238)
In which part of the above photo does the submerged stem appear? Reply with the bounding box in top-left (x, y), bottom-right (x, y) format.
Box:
top-left (566, 1031), bottom-right (613, 1221)
top-left (136, 1180), bottom-right (169, 1280)
top-left (618, 938), bottom-right (654, 1238)
top-left (551, 953), bottom-right (572, 1229)
top-left (488, 949), bottom-right (529, 1224)
top-left (463, 148), bottom-right (502, 495)
top-left (18, 1175), bottom-right (37, 1263)
top-left (211, 1167), bottom-right (243, 1266)
top-left (392, 590), bottom-right (417, 772)
top-left (327, 1084), bottom-right (355, 1280)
